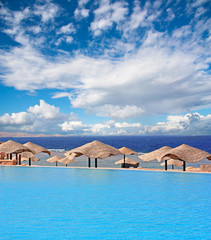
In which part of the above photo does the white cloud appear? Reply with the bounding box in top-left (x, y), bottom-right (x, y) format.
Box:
top-left (0, 104), bottom-right (210, 135)
top-left (93, 104), bottom-right (144, 119)
top-left (90, 0), bottom-right (128, 36)
top-left (34, 1), bottom-right (59, 23)
top-left (56, 36), bottom-right (73, 45)
top-left (145, 113), bottom-right (211, 135)
top-left (59, 121), bottom-right (85, 132)
top-left (0, 100), bottom-right (76, 134)
top-left (29, 26), bottom-right (42, 34)
top-left (52, 92), bottom-right (71, 99)
top-left (166, 8), bottom-right (175, 21)
top-left (191, 0), bottom-right (210, 8)
top-left (74, 0), bottom-right (90, 19)
top-left (59, 119), bottom-right (143, 135)
top-left (1, 42), bottom-right (210, 118)
top-left (28, 100), bottom-right (62, 120)
top-left (57, 23), bottom-right (75, 35)
top-left (0, 0), bottom-right (210, 131)
top-left (0, 112), bottom-right (32, 126)
top-left (74, 8), bottom-right (89, 19)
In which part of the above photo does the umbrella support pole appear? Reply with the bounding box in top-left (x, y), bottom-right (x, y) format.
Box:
top-left (165, 160), bottom-right (167, 171)
top-left (183, 161), bottom-right (186, 171)
top-left (29, 158), bottom-right (31, 166)
top-left (19, 155), bottom-right (21, 165)
top-left (123, 155), bottom-right (125, 168)
top-left (95, 158), bottom-right (97, 168)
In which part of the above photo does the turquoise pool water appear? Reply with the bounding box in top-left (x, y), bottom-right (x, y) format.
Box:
top-left (0, 167), bottom-right (210, 240)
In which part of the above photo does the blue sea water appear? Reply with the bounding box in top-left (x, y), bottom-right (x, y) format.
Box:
top-left (0, 167), bottom-right (210, 240)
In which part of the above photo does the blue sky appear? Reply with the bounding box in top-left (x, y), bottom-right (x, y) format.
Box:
top-left (0, 0), bottom-right (211, 136)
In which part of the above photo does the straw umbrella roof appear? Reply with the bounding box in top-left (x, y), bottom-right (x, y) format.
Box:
top-left (0, 140), bottom-right (34, 154)
top-left (59, 156), bottom-right (77, 165)
top-left (160, 159), bottom-right (183, 167)
top-left (160, 144), bottom-right (211, 163)
top-left (119, 147), bottom-right (137, 155)
top-left (138, 146), bottom-right (172, 162)
top-left (21, 142), bottom-right (51, 158)
top-left (65, 140), bottom-right (122, 159)
top-left (47, 156), bottom-right (62, 163)
top-left (24, 142), bottom-right (51, 155)
top-left (115, 157), bottom-right (139, 165)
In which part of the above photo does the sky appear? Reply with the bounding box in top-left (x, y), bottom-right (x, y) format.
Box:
top-left (0, 0), bottom-right (211, 136)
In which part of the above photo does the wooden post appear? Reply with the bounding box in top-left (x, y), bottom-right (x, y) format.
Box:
top-left (16, 153), bottom-right (18, 160)
top-left (88, 158), bottom-right (91, 168)
top-left (19, 155), bottom-right (21, 165)
top-left (56, 161), bottom-right (58, 166)
top-left (29, 158), bottom-right (31, 166)
top-left (165, 160), bottom-right (167, 171)
top-left (172, 165), bottom-right (174, 170)
top-left (7, 154), bottom-right (9, 159)
top-left (66, 164), bottom-right (68, 167)
top-left (10, 154), bottom-right (12, 160)
top-left (123, 155), bottom-right (125, 168)
top-left (95, 158), bottom-right (97, 168)
top-left (183, 161), bottom-right (186, 171)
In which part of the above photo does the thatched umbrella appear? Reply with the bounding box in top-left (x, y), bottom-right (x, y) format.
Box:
top-left (0, 140), bottom-right (34, 164)
top-left (160, 144), bottom-right (211, 171)
top-left (59, 156), bottom-right (77, 167)
top-left (160, 159), bottom-right (183, 169)
top-left (0, 140), bottom-right (34, 154)
top-left (138, 146), bottom-right (172, 170)
top-left (115, 157), bottom-right (139, 168)
top-left (47, 156), bottom-right (62, 166)
top-left (21, 142), bottom-right (51, 166)
top-left (23, 142), bottom-right (51, 156)
top-left (119, 147), bottom-right (138, 168)
top-left (65, 140), bottom-right (122, 168)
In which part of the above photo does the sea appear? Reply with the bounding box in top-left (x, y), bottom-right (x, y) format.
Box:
top-left (0, 135), bottom-right (211, 169)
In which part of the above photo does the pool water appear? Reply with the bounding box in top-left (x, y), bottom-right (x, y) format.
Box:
top-left (0, 167), bottom-right (210, 240)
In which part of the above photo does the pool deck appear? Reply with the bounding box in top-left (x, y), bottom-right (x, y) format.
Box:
top-left (8, 164), bottom-right (210, 174)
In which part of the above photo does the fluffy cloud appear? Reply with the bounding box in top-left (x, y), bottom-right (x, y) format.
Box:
top-left (1, 42), bottom-right (210, 118)
top-left (57, 23), bottom-right (75, 34)
top-left (90, 0), bottom-right (128, 36)
top-left (92, 104), bottom-right (144, 119)
top-left (0, 0), bottom-right (210, 130)
top-left (59, 112), bottom-right (211, 135)
top-left (145, 113), bottom-right (211, 135)
top-left (59, 121), bottom-right (85, 132)
top-left (28, 100), bottom-right (63, 120)
top-left (34, 1), bottom-right (59, 23)
top-left (0, 112), bottom-right (32, 126)
top-left (0, 102), bottom-right (210, 135)
top-left (0, 100), bottom-right (69, 134)
top-left (74, 0), bottom-right (90, 19)
top-left (59, 119), bottom-right (142, 135)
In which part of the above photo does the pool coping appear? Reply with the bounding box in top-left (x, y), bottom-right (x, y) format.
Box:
top-left (2, 164), bottom-right (210, 174)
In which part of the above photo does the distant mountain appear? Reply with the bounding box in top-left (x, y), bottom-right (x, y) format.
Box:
top-left (0, 132), bottom-right (62, 137)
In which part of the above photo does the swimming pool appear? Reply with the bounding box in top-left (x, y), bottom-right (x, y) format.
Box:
top-left (0, 167), bottom-right (210, 240)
